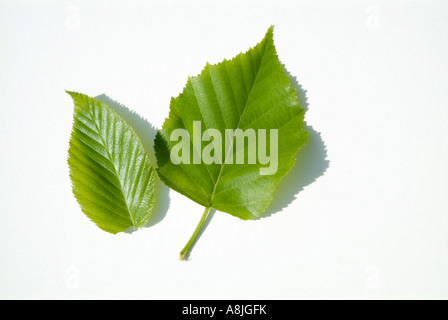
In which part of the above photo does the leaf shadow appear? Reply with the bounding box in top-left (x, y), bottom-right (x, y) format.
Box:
top-left (95, 94), bottom-right (170, 231)
top-left (259, 66), bottom-right (330, 218)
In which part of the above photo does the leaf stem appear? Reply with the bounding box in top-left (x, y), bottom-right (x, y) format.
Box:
top-left (179, 206), bottom-right (212, 261)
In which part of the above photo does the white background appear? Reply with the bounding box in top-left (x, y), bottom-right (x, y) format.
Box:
top-left (1, 0), bottom-right (447, 299)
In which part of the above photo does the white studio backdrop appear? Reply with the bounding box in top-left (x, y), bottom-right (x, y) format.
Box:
top-left (1, 0), bottom-right (447, 299)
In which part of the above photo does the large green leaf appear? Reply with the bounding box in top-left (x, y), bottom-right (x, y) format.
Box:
top-left (154, 26), bottom-right (309, 259)
top-left (67, 91), bottom-right (156, 234)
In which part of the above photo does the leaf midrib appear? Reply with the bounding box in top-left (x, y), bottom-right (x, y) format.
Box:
top-left (206, 37), bottom-right (270, 208)
top-left (86, 107), bottom-right (136, 226)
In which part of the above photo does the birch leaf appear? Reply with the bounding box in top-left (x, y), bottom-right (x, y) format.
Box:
top-left (67, 91), bottom-right (156, 234)
top-left (154, 26), bottom-right (309, 259)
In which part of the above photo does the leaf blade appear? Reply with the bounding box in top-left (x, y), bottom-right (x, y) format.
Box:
top-left (67, 91), bottom-right (156, 233)
top-left (155, 26), bottom-right (308, 220)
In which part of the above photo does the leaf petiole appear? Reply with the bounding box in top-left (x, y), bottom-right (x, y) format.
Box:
top-left (179, 206), bottom-right (212, 261)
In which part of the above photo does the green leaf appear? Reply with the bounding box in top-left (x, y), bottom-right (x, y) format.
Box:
top-left (154, 26), bottom-right (309, 259)
top-left (67, 91), bottom-right (156, 234)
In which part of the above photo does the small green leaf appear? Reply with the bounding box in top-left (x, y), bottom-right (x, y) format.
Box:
top-left (67, 91), bottom-right (156, 234)
top-left (154, 26), bottom-right (309, 259)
